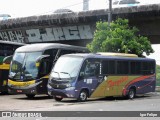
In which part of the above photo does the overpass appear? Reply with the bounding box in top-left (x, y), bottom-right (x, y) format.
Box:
top-left (0, 3), bottom-right (160, 46)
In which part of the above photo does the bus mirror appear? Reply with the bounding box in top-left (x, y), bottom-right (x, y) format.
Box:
top-left (39, 60), bottom-right (50, 76)
top-left (36, 55), bottom-right (50, 63)
top-left (3, 55), bottom-right (13, 64)
top-left (36, 62), bottom-right (40, 67)
top-left (79, 72), bottom-right (85, 79)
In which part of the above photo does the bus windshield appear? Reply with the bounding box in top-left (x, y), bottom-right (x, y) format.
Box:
top-left (9, 52), bottom-right (42, 80)
top-left (51, 56), bottom-right (84, 80)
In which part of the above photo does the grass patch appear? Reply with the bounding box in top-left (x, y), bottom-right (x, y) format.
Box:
top-left (156, 65), bottom-right (160, 86)
top-left (156, 80), bottom-right (160, 86)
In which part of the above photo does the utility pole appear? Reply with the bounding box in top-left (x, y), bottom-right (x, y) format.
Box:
top-left (83, 0), bottom-right (89, 11)
top-left (108, 0), bottom-right (112, 26)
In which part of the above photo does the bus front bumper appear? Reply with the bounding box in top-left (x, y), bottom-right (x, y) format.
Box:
top-left (7, 79), bottom-right (42, 94)
top-left (8, 85), bottom-right (37, 94)
top-left (48, 86), bottom-right (78, 98)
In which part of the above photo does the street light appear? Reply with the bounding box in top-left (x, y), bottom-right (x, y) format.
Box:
top-left (108, 0), bottom-right (112, 26)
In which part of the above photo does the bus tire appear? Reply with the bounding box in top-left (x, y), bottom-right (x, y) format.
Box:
top-left (55, 97), bottom-right (63, 101)
top-left (25, 94), bottom-right (35, 98)
top-left (77, 90), bottom-right (88, 102)
top-left (127, 88), bottom-right (136, 99)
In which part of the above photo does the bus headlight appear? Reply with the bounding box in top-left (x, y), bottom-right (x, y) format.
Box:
top-left (66, 84), bottom-right (71, 88)
top-left (47, 84), bottom-right (52, 89)
top-left (48, 77), bottom-right (52, 81)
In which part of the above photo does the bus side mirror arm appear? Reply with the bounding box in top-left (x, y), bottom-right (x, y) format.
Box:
top-left (79, 72), bottom-right (85, 79)
top-left (36, 55), bottom-right (50, 63)
top-left (36, 55), bottom-right (50, 67)
top-left (3, 55), bottom-right (13, 64)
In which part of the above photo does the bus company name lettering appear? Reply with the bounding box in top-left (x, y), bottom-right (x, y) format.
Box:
top-left (107, 76), bottom-right (128, 87)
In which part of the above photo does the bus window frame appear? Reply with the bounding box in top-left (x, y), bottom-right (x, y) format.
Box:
top-left (79, 58), bottom-right (101, 79)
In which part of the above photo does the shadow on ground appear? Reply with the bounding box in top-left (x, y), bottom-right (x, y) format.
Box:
top-left (54, 95), bottom-right (152, 104)
top-left (12, 95), bottom-right (53, 100)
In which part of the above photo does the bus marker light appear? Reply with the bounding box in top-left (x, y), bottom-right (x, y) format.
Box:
top-left (3, 80), bottom-right (7, 85)
top-left (17, 90), bottom-right (22, 93)
top-left (56, 96), bottom-right (62, 98)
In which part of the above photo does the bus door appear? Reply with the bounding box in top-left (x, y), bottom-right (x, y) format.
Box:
top-left (77, 59), bottom-right (103, 98)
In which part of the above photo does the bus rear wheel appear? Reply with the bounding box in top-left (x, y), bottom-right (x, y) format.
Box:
top-left (77, 90), bottom-right (88, 102)
top-left (26, 94), bottom-right (35, 98)
top-left (54, 96), bottom-right (63, 101)
top-left (127, 88), bottom-right (136, 99)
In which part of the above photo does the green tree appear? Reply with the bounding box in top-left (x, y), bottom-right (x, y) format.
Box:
top-left (87, 18), bottom-right (154, 57)
top-left (156, 65), bottom-right (160, 86)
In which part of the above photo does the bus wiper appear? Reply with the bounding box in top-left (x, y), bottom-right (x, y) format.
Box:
top-left (53, 71), bottom-right (60, 79)
top-left (60, 72), bottom-right (71, 79)
top-left (22, 60), bottom-right (26, 71)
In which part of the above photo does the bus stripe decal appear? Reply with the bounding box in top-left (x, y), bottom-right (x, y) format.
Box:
top-left (90, 75), bottom-right (155, 98)
top-left (0, 64), bottom-right (10, 70)
top-left (124, 75), bottom-right (154, 89)
top-left (122, 74), bottom-right (155, 95)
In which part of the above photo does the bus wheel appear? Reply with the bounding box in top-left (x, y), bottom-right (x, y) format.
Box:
top-left (55, 96), bottom-right (63, 101)
top-left (128, 88), bottom-right (136, 99)
top-left (25, 94), bottom-right (35, 98)
top-left (77, 90), bottom-right (88, 102)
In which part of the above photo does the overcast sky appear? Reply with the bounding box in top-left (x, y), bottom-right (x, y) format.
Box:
top-left (0, 0), bottom-right (160, 64)
top-left (0, 0), bottom-right (160, 18)
top-left (147, 45), bottom-right (160, 65)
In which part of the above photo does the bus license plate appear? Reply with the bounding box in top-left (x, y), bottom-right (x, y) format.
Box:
top-left (17, 90), bottom-right (22, 93)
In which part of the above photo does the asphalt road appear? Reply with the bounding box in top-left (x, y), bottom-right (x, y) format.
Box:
top-left (0, 92), bottom-right (160, 120)
top-left (0, 92), bottom-right (160, 111)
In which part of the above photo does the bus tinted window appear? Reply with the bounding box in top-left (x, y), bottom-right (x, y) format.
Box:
top-left (6, 45), bottom-right (14, 56)
top-left (59, 50), bottom-right (77, 56)
top-left (130, 61), bottom-right (141, 74)
top-left (43, 49), bottom-right (58, 61)
top-left (43, 49), bottom-right (59, 74)
top-left (83, 59), bottom-right (100, 77)
top-left (0, 45), bottom-right (3, 56)
top-left (141, 61), bottom-right (155, 75)
top-left (117, 61), bottom-right (129, 74)
top-left (102, 60), bottom-right (115, 74)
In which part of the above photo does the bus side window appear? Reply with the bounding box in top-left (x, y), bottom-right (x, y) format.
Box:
top-left (39, 49), bottom-right (58, 76)
top-left (141, 61), bottom-right (155, 75)
top-left (81, 59), bottom-right (100, 78)
top-left (0, 45), bottom-right (3, 56)
top-left (52, 49), bottom-right (59, 63)
top-left (130, 61), bottom-right (141, 74)
top-left (4, 45), bottom-right (13, 56)
top-left (59, 50), bottom-right (76, 57)
top-left (39, 58), bottom-right (50, 76)
top-left (102, 60), bottom-right (116, 75)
